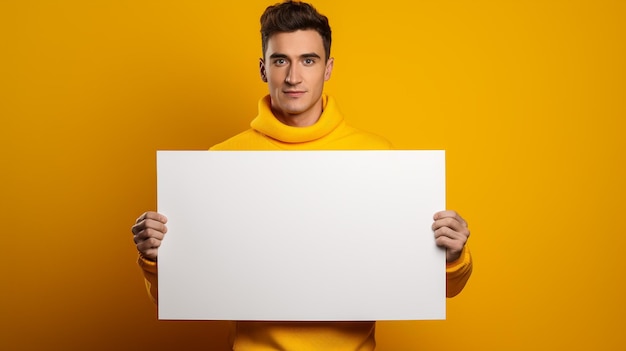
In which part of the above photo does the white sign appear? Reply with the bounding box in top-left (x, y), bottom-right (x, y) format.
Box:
top-left (157, 150), bottom-right (446, 321)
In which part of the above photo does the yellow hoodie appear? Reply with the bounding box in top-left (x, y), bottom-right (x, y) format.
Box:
top-left (138, 94), bottom-right (472, 351)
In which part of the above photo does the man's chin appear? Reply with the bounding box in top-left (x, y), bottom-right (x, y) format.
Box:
top-left (280, 104), bottom-right (307, 116)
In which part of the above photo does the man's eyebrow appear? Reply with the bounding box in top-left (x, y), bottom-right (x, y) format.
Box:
top-left (268, 52), bottom-right (322, 59)
top-left (301, 53), bottom-right (321, 59)
top-left (269, 53), bottom-right (288, 59)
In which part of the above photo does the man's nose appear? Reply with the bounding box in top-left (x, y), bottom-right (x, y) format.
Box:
top-left (285, 63), bottom-right (302, 85)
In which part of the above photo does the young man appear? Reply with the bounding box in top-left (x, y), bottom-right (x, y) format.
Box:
top-left (132, 1), bottom-right (472, 350)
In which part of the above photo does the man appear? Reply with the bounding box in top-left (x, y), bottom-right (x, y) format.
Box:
top-left (132, 1), bottom-right (472, 350)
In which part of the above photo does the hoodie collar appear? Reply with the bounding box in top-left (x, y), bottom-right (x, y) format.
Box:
top-left (250, 94), bottom-right (344, 143)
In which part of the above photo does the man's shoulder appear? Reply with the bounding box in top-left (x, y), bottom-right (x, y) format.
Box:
top-left (336, 124), bottom-right (394, 150)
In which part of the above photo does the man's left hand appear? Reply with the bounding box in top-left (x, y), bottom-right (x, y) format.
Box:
top-left (432, 210), bottom-right (470, 263)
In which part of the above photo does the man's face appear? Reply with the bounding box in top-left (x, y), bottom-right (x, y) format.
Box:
top-left (260, 29), bottom-right (333, 126)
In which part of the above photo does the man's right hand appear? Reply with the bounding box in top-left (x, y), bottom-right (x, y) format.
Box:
top-left (132, 211), bottom-right (168, 261)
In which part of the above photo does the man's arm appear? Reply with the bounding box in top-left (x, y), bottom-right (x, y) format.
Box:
top-left (446, 246), bottom-right (472, 297)
top-left (432, 210), bottom-right (473, 297)
top-left (138, 254), bottom-right (159, 303)
top-left (132, 211), bottom-right (168, 304)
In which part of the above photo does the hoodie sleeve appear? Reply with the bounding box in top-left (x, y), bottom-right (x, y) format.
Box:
top-left (446, 245), bottom-right (473, 297)
top-left (137, 254), bottom-right (159, 304)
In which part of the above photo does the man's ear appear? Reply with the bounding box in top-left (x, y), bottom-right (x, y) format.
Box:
top-left (324, 57), bottom-right (334, 81)
top-left (259, 58), bottom-right (268, 82)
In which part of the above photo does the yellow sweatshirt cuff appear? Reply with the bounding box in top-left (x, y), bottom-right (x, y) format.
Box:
top-left (137, 253), bottom-right (157, 273)
top-left (446, 246), bottom-right (470, 273)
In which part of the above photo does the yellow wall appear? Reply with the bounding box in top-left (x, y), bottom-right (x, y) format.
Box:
top-left (1, 0), bottom-right (625, 350)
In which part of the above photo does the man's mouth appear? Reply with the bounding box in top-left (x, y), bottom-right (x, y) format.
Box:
top-left (283, 90), bottom-right (306, 97)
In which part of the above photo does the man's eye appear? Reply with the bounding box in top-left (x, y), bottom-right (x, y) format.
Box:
top-left (304, 58), bottom-right (315, 65)
top-left (274, 59), bottom-right (286, 65)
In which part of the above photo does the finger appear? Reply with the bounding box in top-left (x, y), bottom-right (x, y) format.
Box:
top-left (132, 215), bottom-right (168, 235)
top-left (143, 218), bottom-right (168, 234)
top-left (136, 236), bottom-right (163, 251)
top-left (136, 238), bottom-right (162, 260)
top-left (135, 212), bottom-right (148, 224)
top-left (433, 222), bottom-right (471, 242)
top-left (434, 233), bottom-right (466, 253)
top-left (433, 225), bottom-right (464, 240)
top-left (133, 227), bottom-right (166, 244)
top-left (433, 210), bottom-right (455, 220)
top-left (139, 249), bottom-right (158, 261)
top-left (433, 210), bottom-right (467, 227)
top-left (434, 235), bottom-right (465, 262)
top-left (432, 217), bottom-right (465, 232)
top-left (131, 221), bottom-right (145, 235)
top-left (135, 211), bottom-right (168, 224)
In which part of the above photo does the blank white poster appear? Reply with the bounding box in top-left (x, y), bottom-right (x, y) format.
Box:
top-left (157, 150), bottom-right (446, 321)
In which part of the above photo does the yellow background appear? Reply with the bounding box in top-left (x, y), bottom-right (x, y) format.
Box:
top-left (1, 0), bottom-right (625, 350)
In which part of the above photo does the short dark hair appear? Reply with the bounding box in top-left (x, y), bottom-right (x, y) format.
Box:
top-left (260, 0), bottom-right (332, 60)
